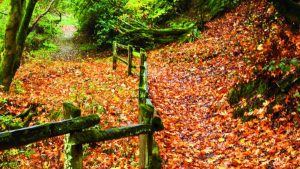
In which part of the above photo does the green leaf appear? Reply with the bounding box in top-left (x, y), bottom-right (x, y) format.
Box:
top-left (290, 58), bottom-right (299, 66)
top-left (268, 65), bottom-right (276, 72)
top-left (294, 93), bottom-right (300, 98)
top-left (270, 60), bottom-right (276, 65)
top-left (280, 57), bottom-right (287, 63)
top-left (279, 62), bottom-right (290, 73)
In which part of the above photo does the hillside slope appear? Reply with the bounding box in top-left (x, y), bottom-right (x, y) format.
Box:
top-left (149, 0), bottom-right (300, 168)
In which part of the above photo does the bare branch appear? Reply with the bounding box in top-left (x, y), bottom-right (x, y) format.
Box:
top-left (28, 0), bottom-right (56, 33)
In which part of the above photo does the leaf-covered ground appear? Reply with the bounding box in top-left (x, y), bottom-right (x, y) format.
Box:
top-left (0, 57), bottom-right (142, 168)
top-left (1, 0), bottom-right (300, 168)
top-left (149, 0), bottom-right (300, 168)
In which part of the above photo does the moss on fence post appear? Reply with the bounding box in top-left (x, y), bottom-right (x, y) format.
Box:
top-left (113, 41), bottom-right (117, 70)
top-left (63, 103), bottom-right (83, 169)
top-left (139, 103), bottom-right (153, 169)
top-left (128, 45), bottom-right (133, 76)
top-left (138, 58), bottom-right (154, 168)
top-left (139, 48), bottom-right (147, 168)
top-left (139, 49), bottom-right (147, 104)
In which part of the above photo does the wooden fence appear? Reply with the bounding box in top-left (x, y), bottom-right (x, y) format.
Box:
top-left (112, 41), bottom-right (141, 75)
top-left (113, 42), bottom-right (164, 168)
top-left (138, 48), bottom-right (164, 168)
top-left (0, 43), bottom-right (164, 169)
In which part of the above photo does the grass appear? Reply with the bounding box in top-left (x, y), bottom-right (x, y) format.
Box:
top-left (79, 43), bottom-right (98, 52)
top-left (28, 49), bottom-right (53, 61)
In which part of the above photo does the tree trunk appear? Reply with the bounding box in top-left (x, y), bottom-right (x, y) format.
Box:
top-left (0, 0), bottom-right (37, 91)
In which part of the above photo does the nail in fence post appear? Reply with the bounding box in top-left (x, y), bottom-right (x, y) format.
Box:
top-left (63, 103), bottom-right (83, 169)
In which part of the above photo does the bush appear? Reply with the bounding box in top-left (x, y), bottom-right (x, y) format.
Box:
top-left (75, 0), bottom-right (127, 47)
top-left (26, 10), bottom-right (61, 50)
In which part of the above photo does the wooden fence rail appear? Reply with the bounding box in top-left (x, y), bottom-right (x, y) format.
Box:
top-left (113, 41), bottom-right (135, 75)
top-left (0, 42), bottom-right (164, 169)
top-left (0, 112), bottom-right (99, 151)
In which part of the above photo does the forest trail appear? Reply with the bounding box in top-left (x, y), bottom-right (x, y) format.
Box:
top-left (148, 1), bottom-right (300, 168)
top-left (52, 24), bottom-right (80, 60)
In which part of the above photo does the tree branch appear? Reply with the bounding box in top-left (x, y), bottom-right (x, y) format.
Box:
top-left (0, 11), bottom-right (7, 15)
top-left (28, 0), bottom-right (56, 34)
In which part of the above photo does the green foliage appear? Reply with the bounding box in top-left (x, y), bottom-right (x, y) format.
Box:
top-left (12, 79), bottom-right (25, 94)
top-left (206, 0), bottom-right (241, 18)
top-left (42, 41), bottom-right (59, 52)
top-left (74, 0), bottom-right (198, 47)
top-left (228, 79), bottom-right (269, 105)
top-left (0, 0), bottom-right (9, 50)
top-left (0, 97), bottom-right (7, 104)
top-left (125, 0), bottom-right (155, 19)
top-left (125, 0), bottom-right (187, 24)
top-left (79, 44), bottom-right (97, 52)
top-left (23, 149), bottom-right (35, 158)
top-left (59, 15), bottom-right (78, 27)
top-left (26, 11), bottom-right (61, 50)
top-left (263, 58), bottom-right (299, 74)
top-left (37, 13), bottom-right (61, 35)
top-left (0, 147), bottom-right (36, 168)
top-left (168, 18), bottom-right (201, 42)
top-left (292, 93), bottom-right (300, 113)
top-left (75, 0), bottom-right (128, 47)
top-left (49, 110), bottom-right (62, 121)
top-left (0, 115), bottom-right (23, 131)
top-left (28, 48), bottom-right (53, 60)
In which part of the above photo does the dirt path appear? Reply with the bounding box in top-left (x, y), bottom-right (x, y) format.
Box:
top-left (52, 25), bottom-right (80, 60)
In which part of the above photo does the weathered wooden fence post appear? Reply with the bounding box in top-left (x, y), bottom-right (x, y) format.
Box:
top-left (63, 103), bottom-right (83, 169)
top-left (139, 103), bottom-right (153, 168)
top-left (128, 45), bottom-right (133, 76)
top-left (113, 41), bottom-right (117, 70)
top-left (139, 49), bottom-right (152, 168)
top-left (139, 49), bottom-right (147, 103)
top-left (145, 100), bottom-right (155, 168)
top-left (140, 49), bottom-right (146, 72)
